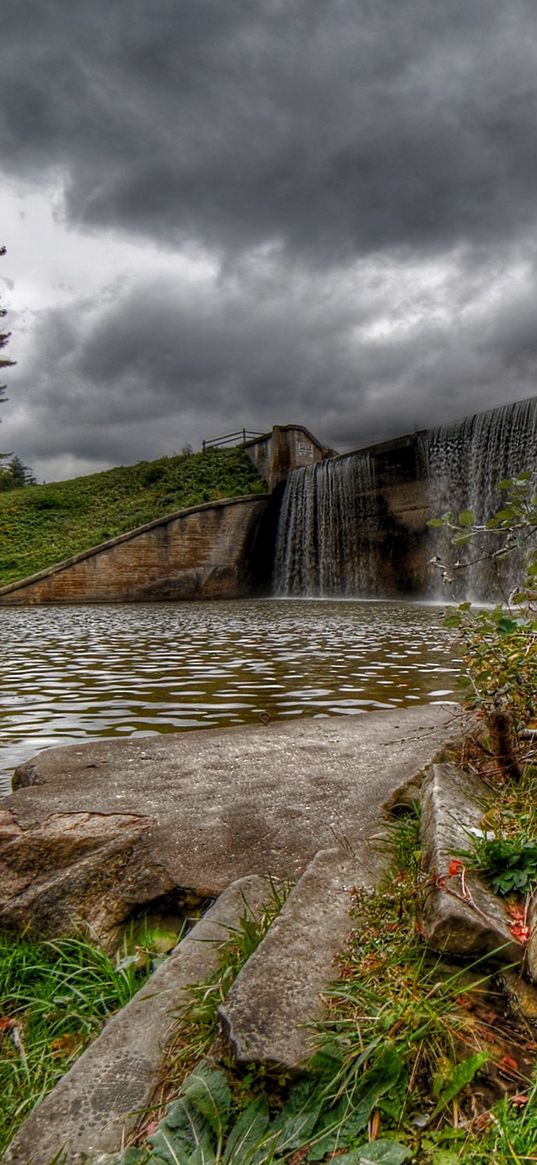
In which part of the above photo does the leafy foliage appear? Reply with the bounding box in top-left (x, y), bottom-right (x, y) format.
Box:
top-left (458, 835), bottom-right (537, 896)
top-left (0, 446), bottom-right (265, 584)
top-left (117, 1059), bottom-right (411, 1164)
top-left (428, 473), bottom-right (537, 578)
top-left (429, 475), bottom-right (537, 777)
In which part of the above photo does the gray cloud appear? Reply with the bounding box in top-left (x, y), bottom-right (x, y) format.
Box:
top-left (5, 243), bottom-right (536, 479)
top-left (3, 1), bottom-right (537, 260)
top-left (2, 1), bottom-right (537, 479)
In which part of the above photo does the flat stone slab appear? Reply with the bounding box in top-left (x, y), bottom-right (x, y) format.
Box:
top-left (419, 763), bottom-right (523, 964)
top-left (4, 876), bottom-right (273, 1165)
top-left (220, 845), bottom-right (385, 1069)
top-left (1, 707), bottom-right (459, 944)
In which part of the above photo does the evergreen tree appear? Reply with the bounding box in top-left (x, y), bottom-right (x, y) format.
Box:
top-left (0, 247), bottom-right (34, 486)
top-left (0, 246), bottom-right (15, 412)
top-left (0, 454), bottom-right (36, 490)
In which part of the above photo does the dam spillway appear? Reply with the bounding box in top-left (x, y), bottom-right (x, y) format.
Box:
top-left (273, 396), bottom-right (537, 603)
top-left (273, 452), bottom-right (381, 598)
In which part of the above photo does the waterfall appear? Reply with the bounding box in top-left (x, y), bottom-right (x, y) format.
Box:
top-left (418, 396), bottom-right (537, 602)
top-left (273, 396), bottom-right (537, 603)
top-left (273, 452), bottom-right (381, 597)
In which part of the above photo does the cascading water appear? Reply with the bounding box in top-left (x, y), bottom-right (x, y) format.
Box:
top-left (274, 396), bottom-right (537, 603)
top-left (418, 396), bottom-right (537, 602)
top-left (273, 452), bottom-right (381, 597)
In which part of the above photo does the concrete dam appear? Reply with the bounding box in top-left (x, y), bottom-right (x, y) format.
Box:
top-left (0, 399), bottom-right (536, 606)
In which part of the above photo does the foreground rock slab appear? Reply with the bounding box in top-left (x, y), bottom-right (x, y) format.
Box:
top-left (419, 763), bottom-right (523, 964)
top-left (1, 707), bottom-right (458, 944)
top-left (4, 876), bottom-right (272, 1165)
top-left (220, 844), bottom-right (385, 1069)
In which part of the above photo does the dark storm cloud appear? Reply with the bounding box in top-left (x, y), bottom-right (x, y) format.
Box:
top-left (3, 0), bottom-right (537, 479)
top-left (8, 244), bottom-right (537, 478)
top-left (3, 0), bottom-right (537, 261)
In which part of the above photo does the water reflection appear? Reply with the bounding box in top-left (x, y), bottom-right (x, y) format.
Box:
top-left (0, 599), bottom-right (460, 793)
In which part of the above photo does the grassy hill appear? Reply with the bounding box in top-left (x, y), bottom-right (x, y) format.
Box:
top-left (0, 446), bottom-right (266, 586)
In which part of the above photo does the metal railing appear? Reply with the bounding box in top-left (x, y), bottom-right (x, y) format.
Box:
top-left (201, 429), bottom-right (266, 452)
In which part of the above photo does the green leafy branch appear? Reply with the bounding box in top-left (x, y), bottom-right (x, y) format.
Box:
top-left (428, 475), bottom-right (537, 779)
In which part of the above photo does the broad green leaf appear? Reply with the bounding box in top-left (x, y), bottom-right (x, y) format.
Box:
top-left (496, 616), bottom-right (519, 633)
top-left (457, 509), bottom-right (475, 527)
top-left (274, 1073), bottom-right (320, 1117)
top-left (431, 1051), bottom-right (489, 1116)
top-left (308, 1047), bottom-right (406, 1161)
top-left (272, 1104), bottom-right (323, 1153)
top-left (149, 1097), bottom-right (212, 1163)
top-left (189, 1146), bottom-right (217, 1165)
top-left (181, 1065), bottom-right (232, 1139)
top-left (222, 1097), bottom-right (271, 1164)
top-left (306, 1097), bottom-right (371, 1161)
top-left (443, 614), bottom-right (462, 628)
top-left (332, 1139), bottom-right (411, 1164)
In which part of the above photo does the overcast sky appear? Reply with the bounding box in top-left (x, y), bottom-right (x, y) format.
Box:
top-left (2, 1), bottom-right (537, 481)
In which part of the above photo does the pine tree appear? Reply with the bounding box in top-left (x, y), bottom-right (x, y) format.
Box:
top-left (0, 249), bottom-right (35, 487)
top-left (0, 454), bottom-right (36, 490)
top-left (0, 246), bottom-right (27, 481)
top-left (0, 246), bottom-right (15, 410)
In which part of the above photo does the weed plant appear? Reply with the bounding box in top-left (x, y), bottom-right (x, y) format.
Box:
top-left (0, 446), bottom-right (265, 584)
top-left (455, 765), bottom-right (537, 896)
top-left (0, 933), bottom-right (151, 1153)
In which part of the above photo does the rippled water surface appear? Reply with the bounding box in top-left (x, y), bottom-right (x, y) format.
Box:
top-left (0, 599), bottom-right (460, 793)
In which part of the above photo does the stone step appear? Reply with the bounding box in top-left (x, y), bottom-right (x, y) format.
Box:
top-left (4, 875), bottom-right (273, 1165)
top-left (419, 762), bottom-right (523, 965)
top-left (219, 843), bottom-right (385, 1070)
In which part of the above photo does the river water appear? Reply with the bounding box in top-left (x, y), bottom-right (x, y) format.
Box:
top-left (0, 599), bottom-right (460, 794)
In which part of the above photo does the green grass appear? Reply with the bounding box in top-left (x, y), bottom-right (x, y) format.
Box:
top-left (120, 805), bottom-right (537, 1164)
top-left (0, 446), bottom-right (265, 585)
top-left (160, 881), bottom-right (291, 1099)
top-left (6, 799), bottom-right (537, 1162)
top-left (0, 933), bottom-right (152, 1154)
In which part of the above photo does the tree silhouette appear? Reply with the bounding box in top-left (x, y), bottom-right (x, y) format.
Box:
top-left (0, 246), bottom-right (15, 410)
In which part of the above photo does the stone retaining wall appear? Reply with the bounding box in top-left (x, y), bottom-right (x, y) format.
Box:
top-left (0, 494), bottom-right (272, 605)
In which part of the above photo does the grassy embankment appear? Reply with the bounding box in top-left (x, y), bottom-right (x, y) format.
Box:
top-left (0, 446), bottom-right (265, 586)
